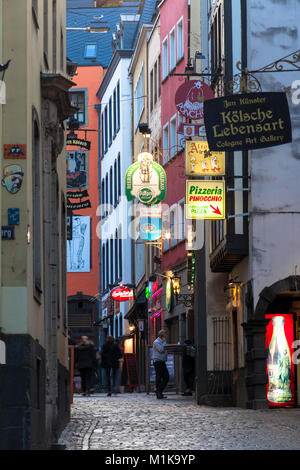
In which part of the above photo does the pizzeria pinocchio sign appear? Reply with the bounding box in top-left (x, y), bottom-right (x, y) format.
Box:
top-left (204, 92), bottom-right (292, 152)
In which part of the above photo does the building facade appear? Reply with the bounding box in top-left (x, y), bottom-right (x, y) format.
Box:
top-left (0, 0), bottom-right (74, 449)
top-left (201, 0), bottom-right (300, 409)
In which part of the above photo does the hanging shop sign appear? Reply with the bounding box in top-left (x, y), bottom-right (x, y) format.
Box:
top-left (139, 204), bottom-right (162, 241)
top-left (165, 279), bottom-right (174, 312)
top-left (4, 144), bottom-right (26, 159)
top-left (265, 314), bottom-right (295, 408)
top-left (67, 149), bottom-right (89, 190)
top-left (186, 180), bottom-right (225, 220)
top-left (203, 92), bottom-right (292, 152)
top-left (186, 141), bottom-right (225, 176)
top-left (126, 152), bottom-right (166, 205)
top-left (67, 190), bottom-right (89, 199)
top-left (67, 199), bottom-right (91, 210)
top-left (111, 285), bottom-right (134, 302)
top-left (66, 137), bottom-right (91, 150)
top-left (175, 80), bottom-right (215, 121)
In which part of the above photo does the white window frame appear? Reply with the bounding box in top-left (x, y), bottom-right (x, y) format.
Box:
top-left (162, 208), bottom-right (170, 252)
top-left (162, 35), bottom-right (168, 80)
top-left (169, 26), bottom-right (176, 71)
top-left (170, 203), bottom-right (177, 248)
top-left (177, 17), bottom-right (184, 62)
top-left (178, 198), bottom-right (185, 242)
top-left (162, 122), bottom-right (169, 165)
top-left (134, 63), bottom-right (145, 130)
top-left (170, 113), bottom-right (177, 158)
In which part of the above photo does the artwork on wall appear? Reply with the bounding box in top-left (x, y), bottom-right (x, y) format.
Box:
top-left (67, 150), bottom-right (89, 190)
top-left (1, 164), bottom-right (24, 194)
top-left (67, 215), bottom-right (90, 272)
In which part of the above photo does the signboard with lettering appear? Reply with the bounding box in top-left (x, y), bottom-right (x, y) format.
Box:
top-left (186, 180), bottom-right (225, 220)
top-left (204, 92), bottom-right (292, 152)
top-left (185, 141), bottom-right (225, 176)
top-left (175, 80), bottom-right (214, 121)
top-left (2, 226), bottom-right (15, 240)
top-left (66, 137), bottom-right (91, 150)
top-left (111, 285), bottom-right (134, 302)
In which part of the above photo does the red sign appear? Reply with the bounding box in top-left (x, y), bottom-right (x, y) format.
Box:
top-left (111, 285), bottom-right (134, 302)
top-left (175, 80), bottom-right (214, 120)
top-left (265, 313), bottom-right (295, 408)
top-left (4, 144), bottom-right (26, 159)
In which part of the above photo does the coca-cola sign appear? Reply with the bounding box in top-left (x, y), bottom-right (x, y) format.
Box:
top-left (175, 80), bottom-right (214, 121)
top-left (111, 285), bottom-right (134, 302)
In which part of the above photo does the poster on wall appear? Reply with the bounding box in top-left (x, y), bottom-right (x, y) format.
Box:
top-left (265, 313), bottom-right (295, 408)
top-left (204, 92), bottom-right (292, 152)
top-left (67, 215), bottom-right (90, 272)
top-left (67, 150), bottom-right (89, 190)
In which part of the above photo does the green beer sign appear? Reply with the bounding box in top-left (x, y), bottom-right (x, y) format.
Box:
top-left (125, 152), bottom-right (167, 205)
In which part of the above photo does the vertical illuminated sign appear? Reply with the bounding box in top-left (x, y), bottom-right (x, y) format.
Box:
top-left (265, 314), bottom-right (295, 407)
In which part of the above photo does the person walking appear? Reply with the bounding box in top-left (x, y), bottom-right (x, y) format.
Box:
top-left (153, 330), bottom-right (169, 399)
top-left (101, 336), bottom-right (122, 396)
top-left (75, 336), bottom-right (97, 396)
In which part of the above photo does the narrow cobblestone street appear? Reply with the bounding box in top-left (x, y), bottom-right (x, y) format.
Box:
top-left (58, 393), bottom-right (300, 450)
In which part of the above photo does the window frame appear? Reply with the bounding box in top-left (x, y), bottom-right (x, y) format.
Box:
top-left (169, 26), bottom-right (176, 72)
top-left (177, 17), bottom-right (184, 63)
top-left (162, 36), bottom-right (169, 80)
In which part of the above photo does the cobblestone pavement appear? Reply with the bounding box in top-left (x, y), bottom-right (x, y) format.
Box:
top-left (58, 392), bottom-right (300, 450)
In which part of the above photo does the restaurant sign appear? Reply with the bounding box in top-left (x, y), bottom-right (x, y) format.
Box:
top-left (66, 137), bottom-right (91, 150)
top-left (111, 285), bottom-right (134, 302)
top-left (126, 152), bottom-right (166, 205)
top-left (204, 92), bottom-right (292, 152)
top-left (186, 141), bottom-right (225, 176)
top-left (175, 80), bottom-right (215, 121)
top-left (186, 180), bottom-right (225, 220)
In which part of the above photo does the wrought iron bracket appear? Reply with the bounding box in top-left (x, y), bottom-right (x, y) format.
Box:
top-left (176, 293), bottom-right (194, 308)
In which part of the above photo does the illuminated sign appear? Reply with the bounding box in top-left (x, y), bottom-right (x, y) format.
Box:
top-left (186, 180), bottom-right (225, 220)
top-left (111, 285), bottom-right (134, 302)
top-left (185, 141), bottom-right (225, 176)
top-left (126, 152), bottom-right (166, 205)
top-left (266, 314), bottom-right (295, 408)
top-left (204, 92), bottom-right (292, 152)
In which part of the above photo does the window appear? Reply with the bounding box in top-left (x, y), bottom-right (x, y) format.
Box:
top-left (84, 44), bottom-right (97, 59)
top-left (162, 209), bottom-right (170, 252)
top-left (104, 106), bottom-right (108, 153)
top-left (154, 61), bottom-right (158, 104)
top-left (170, 27), bottom-right (176, 71)
top-left (119, 226), bottom-right (122, 280)
top-left (110, 238), bottom-right (114, 284)
top-left (158, 55), bottom-right (161, 97)
top-left (113, 88), bottom-right (117, 136)
top-left (162, 37), bottom-right (168, 79)
top-left (106, 240), bottom-right (109, 291)
top-left (102, 244), bottom-right (106, 291)
top-left (170, 115), bottom-right (177, 158)
top-left (43, 0), bottom-right (48, 67)
top-left (134, 65), bottom-right (144, 129)
top-left (177, 18), bottom-right (184, 61)
top-left (162, 123), bottom-right (169, 165)
top-left (69, 91), bottom-right (86, 126)
top-left (116, 82), bottom-right (120, 131)
top-left (53, 0), bottom-right (57, 71)
top-left (177, 113), bottom-right (185, 151)
top-left (150, 69), bottom-right (154, 112)
top-left (114, 160), bottom-right (117, 206)
top-left (101, 113), bottom-right (104, 157)
top-left (60, 29), bottom-right (64, 72)
top-left (109, 97), bottom-right (112, 146)
top-left (115, 230), bottom-right (119, 281)
top-left (117, 153), bottom-right (121, 200)
top-left (32, 0), bottom-right (39, 28)
top-left (33, 118), bottom-right (42, 298)
top-left (178, 199), bottom-right (185, 242)
top-left (109, 167), bottom-right (113, 206)
top-left (170, 205), bottom-right (177, 248)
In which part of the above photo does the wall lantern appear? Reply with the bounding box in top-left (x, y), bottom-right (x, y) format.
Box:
top-left (171, 277), bottom-right (181, 295)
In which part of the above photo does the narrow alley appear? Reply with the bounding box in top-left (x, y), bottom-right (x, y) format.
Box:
top-left (58, 393), bottom-right (300, 451)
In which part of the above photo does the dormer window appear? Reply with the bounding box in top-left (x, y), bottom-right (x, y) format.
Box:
top-left (84, 44), bottom-right (97, 59)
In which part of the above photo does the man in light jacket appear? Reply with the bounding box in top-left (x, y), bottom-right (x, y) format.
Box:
top-left (153, 330), bottom-right (169, 399)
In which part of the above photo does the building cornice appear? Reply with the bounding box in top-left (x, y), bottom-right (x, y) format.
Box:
top-left (96, 49), bottom-right (133, 100)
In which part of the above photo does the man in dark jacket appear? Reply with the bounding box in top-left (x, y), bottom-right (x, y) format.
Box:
top-left (101, 336), bottom-right (122, 396)
top-left (75, 336), bottom-right (97, 396)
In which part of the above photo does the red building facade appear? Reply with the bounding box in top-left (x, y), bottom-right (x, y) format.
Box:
top-left (67, 66), bottom-right (105, 345)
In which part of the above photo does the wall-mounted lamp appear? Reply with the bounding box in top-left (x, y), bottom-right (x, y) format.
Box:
top-left (129, 324), bottom-right (135, 333)
top-left (27, 225), bottom-right (31, 244)
top-left (171, 276), bottom-right (181, 295)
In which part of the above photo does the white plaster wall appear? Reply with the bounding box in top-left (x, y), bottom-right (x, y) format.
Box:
top-left (101, 57), bottom-right (133, 319)
top-left (247, 0), bottom-right (300, 307)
